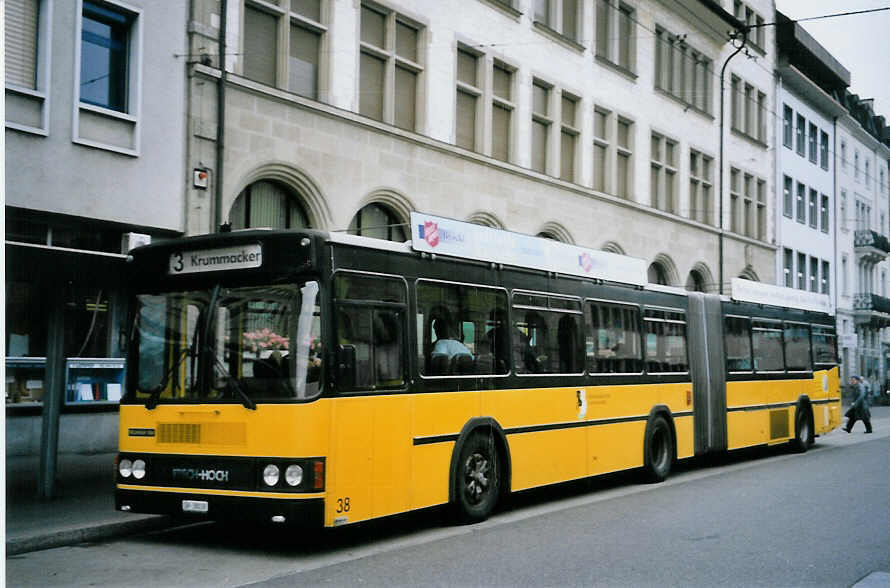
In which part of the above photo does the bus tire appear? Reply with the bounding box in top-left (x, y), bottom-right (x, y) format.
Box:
top-left (791, 405), bottom-right (812, 453)
top-left (642, 415), bottom-right (673, 483)
top-left (451, 430), bottom-right (500, 524)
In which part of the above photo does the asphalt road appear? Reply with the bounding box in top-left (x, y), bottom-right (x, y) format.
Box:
top-left (7, 423), bottom-right (890, 587)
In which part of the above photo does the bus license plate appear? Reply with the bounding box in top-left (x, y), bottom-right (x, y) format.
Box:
top-left (182, 500), bottom-right (208, 513)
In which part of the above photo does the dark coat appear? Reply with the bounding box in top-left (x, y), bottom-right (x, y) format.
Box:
top-left (850, 381), bottom-right (872, 420)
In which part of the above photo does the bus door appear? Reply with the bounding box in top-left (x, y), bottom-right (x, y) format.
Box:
top-left (329, 272), bottom-right (411, 525)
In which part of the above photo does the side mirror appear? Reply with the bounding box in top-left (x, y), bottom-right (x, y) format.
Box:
top-left (338, 344), bottom-right (356, 389)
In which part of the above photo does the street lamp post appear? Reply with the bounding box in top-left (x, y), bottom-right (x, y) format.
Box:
top-left (718, 29), bottom-right (748, 294)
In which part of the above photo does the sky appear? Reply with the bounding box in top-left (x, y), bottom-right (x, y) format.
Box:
top-left (775, 0), bottom-right (890, 119)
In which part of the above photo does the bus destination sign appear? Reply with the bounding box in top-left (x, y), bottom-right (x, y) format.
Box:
top-left (169, 244), bottom-right (263, 275)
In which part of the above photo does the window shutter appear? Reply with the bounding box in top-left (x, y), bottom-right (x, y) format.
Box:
top-left (5, 0), bottom-right (39, 89)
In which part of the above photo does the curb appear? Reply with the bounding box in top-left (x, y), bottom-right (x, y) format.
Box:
top-left (6, 515), bottom-right (174, 556)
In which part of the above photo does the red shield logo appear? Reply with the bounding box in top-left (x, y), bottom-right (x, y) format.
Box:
top-left (424, 221), bottom-right (440, 247)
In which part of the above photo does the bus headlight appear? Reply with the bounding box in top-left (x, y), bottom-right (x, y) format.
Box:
top-left (119, 459), bottom-right (133, 478)
top-left (132, 459), bottom-right (147, 480)
top-left (285, 464), bottom-right (303, 487)
top-left (263, 464), bottom-right (280, 487)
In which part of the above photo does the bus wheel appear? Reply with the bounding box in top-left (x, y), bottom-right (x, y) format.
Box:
top-left (791, 406), bottom-right (811, 453)
top-left (452, 431), bottom-right (500, 523)
top-left (643, 415), bottom-right (673, 483)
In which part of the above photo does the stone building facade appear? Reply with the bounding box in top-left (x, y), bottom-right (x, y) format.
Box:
top-left (184, 0), bottom-right (778, 293)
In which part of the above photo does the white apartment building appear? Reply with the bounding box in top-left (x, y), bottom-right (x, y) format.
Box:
top-left (774, 12), bottom-right (845, 305)
top-left (4, 0), bottom-right (189, 485)
top-left (184, 0), bottom-right (777, 294)
top-left (835, 93), bottom-right (890, 389)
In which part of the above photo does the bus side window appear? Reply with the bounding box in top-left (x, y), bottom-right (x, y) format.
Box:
top-left (783, 322), bottom-right (812, 372)
top-left (644, 308), bottom-right (688, 373)
top-left (752, 321), bottom-right (784, 372)
top-left (333, 273), bottom-right (407, 391)
top-left (417, 281), bottom-right (508, 376)
top-left (587, 301), bottom-right (642, 374)
top-left (725, 316), bottom-right (752, 372)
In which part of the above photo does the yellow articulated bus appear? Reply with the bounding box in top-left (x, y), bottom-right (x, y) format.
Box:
top-left (116, 213), bottom-right (840, 527)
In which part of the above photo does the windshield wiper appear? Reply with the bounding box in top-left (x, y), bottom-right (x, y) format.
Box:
top-left (145, 346), bottom-right (194, 409)
top-left (209, 351), bottom-right (256, 410)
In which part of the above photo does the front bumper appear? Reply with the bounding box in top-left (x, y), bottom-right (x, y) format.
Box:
top-left (116, 488), bottom-right (324, 527)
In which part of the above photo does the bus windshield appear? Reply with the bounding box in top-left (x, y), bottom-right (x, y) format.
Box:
top-left (130, 281), bottom-right (322, 405)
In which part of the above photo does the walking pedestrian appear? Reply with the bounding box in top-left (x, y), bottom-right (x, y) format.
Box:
top-left (844, 375), bottom-right (873, 434)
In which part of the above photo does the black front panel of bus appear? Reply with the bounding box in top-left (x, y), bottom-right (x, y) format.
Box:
top-left (127, 230), bottom-right (321, 293)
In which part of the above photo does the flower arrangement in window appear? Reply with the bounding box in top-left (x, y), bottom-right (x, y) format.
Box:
top-left (243, 328), bottom-right (289, 355)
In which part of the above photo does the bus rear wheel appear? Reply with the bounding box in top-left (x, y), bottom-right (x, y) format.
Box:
top-left (643, 415), bottom-right (673, 483)
top-left (452, 431), bottom-right (500, 524)
top-left (791, 406), bottom-right (812, 453)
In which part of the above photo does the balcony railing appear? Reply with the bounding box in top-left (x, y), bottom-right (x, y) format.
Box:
top-left (853, 293), bottom-right (890, 327)
top-left (854, 229), bottom-right (890, 254)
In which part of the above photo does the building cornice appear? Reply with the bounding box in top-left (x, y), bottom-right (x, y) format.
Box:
top-left (777, 63), bottom-right (846, 119)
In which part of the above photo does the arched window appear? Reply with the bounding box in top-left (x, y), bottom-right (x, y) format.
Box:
top-left (537, 232), bottom-right (559, 240)
top-left (230, 180), bottom-right (310, 229)
top-left (349, 203), bottom-right (407, 242)
top-left (648, 262), bottom-right (669, 285)
top-left (686, 270), bottom-right (706, 292)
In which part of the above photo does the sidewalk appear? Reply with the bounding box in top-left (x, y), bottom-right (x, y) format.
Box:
top-left (5, 406), bottom-right (890, 556)
top-left (5, 452), bottom-right (171, 556)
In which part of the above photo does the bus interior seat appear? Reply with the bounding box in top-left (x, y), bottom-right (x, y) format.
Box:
top-left (453, 354), bottom-right (474, 375)
top-left (430, 354), bottom-right (451, 375)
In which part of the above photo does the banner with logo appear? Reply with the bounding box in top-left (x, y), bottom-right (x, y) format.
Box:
top-left (409, 212), bottom-right (647, 286)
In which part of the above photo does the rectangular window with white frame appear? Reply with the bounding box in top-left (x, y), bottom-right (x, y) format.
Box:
top-left (756, 178), bottom-right (766, 239)
top-left (730, 168), bottom-right (741, 233)
top-left (560, 92), bottom-right (580, 183)
top-left (655, 25), bottom-right (711, 114)
top-left (531, 79), bottom-right (552, 174)
top-left (650, 132), bottom-right (677, 213)
top-left (783, 175), bottom-right (793, 218)
top-left (783, 248), bottom-right (793, 288)
top-left (80, 1), bottom-right (135, 112)
top-left (359, 3), bottom-right (423, 131)
top-left (615, 117), bottom-right (633, 199)
top-left (796, 113), bottom-right (805, 156)
top-left (842, 254), bottom-right (848, 295)
top-left (597, 0), bottom-right (635, 72)
top-left (455, 45), bottom-right (481, 151)
top-left (808, 122), bottom-right (817, 163)
top-left (534, 0), bottom-right (581, 43)
top-left (820, 194), bottom-right (829, 233)
top-left (796, 181), bottom-right (805, 223)
top-left (242, 0), bottom-right (327, 100)
top-left (73, 0), bottom-right (143, 155)
top-left (820, 130), bottom-right (829, 169)
top-left (593, 106), bottom-right (633, 199)
top-left (797, 252), bottom-right (806, 290)
top-left (808, 256), bottom-right (818, 293)
top-left (730, 74), bottom-right (766, 143)
top-left (593, 107), bottom-right (610, 193)
top-left (782, 104), bottom-right (792, 148)
top-left (822, 260), bottom-right (830, 295)
top-left (5, 0), bottom-right (51, 134)
top-left (689, 149), bottom-right (713, 225)
top-left (491, 61), bottom-right (515, 163)
top-left (808, 188), bottom-right (817, 229)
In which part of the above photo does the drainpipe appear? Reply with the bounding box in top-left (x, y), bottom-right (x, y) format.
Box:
top-left (833, 116), bottom-right (839, 318)
top-left (718, 30), bottom-right (747, 295)
top-left (214, 0), bottom-right (227, 232)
